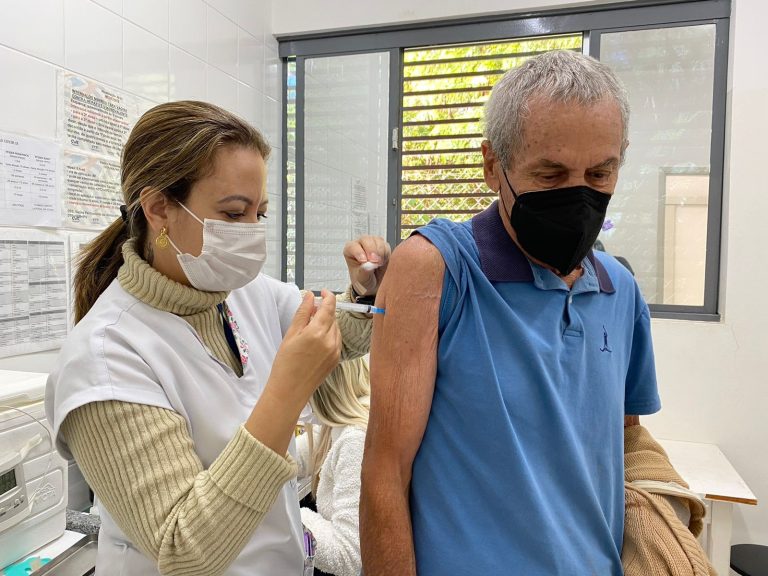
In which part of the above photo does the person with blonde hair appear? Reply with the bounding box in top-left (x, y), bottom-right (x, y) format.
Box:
top-left (296, 357), bottom-right (370, 576)
top-left (45, 100), bottom-right (389, 576)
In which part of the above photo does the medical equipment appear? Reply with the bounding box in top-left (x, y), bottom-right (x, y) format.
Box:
top-left (314, 297), bottom-right (385, 315)
top-left (0, 370), bottom-right (67, 571)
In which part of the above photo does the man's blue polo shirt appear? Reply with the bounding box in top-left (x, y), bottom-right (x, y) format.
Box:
top-left (410, 202), bottom-right (661, 575)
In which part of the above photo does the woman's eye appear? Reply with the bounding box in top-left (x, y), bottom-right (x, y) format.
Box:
top-left (257, 213), bottom-right (268, 222)
top-left (224, 212), bottom-right (245, 220)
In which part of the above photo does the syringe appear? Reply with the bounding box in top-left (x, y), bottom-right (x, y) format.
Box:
top-left (314, 297), bottom-right (385, 315)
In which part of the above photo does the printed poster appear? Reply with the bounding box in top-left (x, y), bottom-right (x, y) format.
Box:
top-left (58, 72), bottom-right (141, 159)
top-left (0, 228), bottom-right (68, 358)
top-left (63, 151), bottom-right (122, 230)
top-left (0, 132), bottom-right (61, 227)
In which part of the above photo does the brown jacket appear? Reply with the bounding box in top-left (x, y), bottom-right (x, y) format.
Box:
top-left (623, 425), bottom-right (717, 576)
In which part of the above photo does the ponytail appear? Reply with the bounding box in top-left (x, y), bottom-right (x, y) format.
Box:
top-left (73, 217), bottom-right (129, 323)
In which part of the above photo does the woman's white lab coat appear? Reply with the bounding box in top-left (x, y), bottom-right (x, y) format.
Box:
top-left (46, 273), bottom-right (307, 576)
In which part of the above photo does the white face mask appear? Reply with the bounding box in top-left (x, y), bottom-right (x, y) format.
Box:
top-left (167, 202), bottom-right (267, 292)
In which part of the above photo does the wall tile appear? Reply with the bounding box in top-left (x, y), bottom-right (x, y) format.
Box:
top-left (65, 0), bottom-right (123, 88)
top-left (124, 21), bottom-right (169, 102)
top-left (262, 96), bottom-right (281, 148)
top-left (237, 27), bottom-right (264, 89)
top-left (91, 0), bottom-right (121, 14)
top-left (204, 0), bottom-right (260, 36)
top-left (169, 0), bottom-right (206, 60)
top-left (236, 82), bottom-right (263, 128)
top-left (264, 44), bottom-right (281, 101)
top-left (0, 46), bottom-right (57, 139)
top-left (124, 0), bottom-right (169, 40)
top-left (206, 65), bottom-right (237, 112)
top-left (207, 5), bottom-right (237, 77)
top-left (170, 46), bottom-right (206, 101)
top-left (0, 0), bottom-right (64, 65)
top-left (203, 0), bottom-right (238, 22)
top-left (263, 0), bottom-right (277, 52)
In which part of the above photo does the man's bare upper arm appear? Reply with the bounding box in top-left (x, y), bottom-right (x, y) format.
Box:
top-left (625, 415), bottom-right (640, 427)
top-left (367, 234), bottom-right (445, 480)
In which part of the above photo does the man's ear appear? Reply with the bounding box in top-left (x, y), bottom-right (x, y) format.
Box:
top-left (481, 140), bottom-right (501, 192)
top-left (140, 188), bottom-right (169, 234)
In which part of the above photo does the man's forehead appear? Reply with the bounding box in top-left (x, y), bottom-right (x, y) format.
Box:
top-left (522, 97), bottom-right (623, 130)
top-left (531, 157), bottom-right (621, 169)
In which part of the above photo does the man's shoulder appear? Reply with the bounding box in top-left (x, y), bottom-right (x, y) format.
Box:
top-left (390, 234), bottom-right (444, 273)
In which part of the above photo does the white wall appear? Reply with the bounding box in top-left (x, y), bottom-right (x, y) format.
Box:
top-left (272, 0), bottom-right (628, 36)
top-left (274, 0), bottom-right (768, 546)
top-left (0, 0), bottom-right (283, 371)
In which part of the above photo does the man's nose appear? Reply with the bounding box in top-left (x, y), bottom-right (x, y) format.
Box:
top-left (564, 173), bottom-right (590, 188)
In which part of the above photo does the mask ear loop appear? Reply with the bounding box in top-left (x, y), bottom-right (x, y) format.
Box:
top-left (497, 163), bottom-right (518, 219)
top-left (165, 201), bottom-right (204, 255)
top-left (176, 201), bottom-right (205, 225)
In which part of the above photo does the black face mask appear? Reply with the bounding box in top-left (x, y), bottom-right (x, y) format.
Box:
top-left (501, 170), bottom-right (611, 276)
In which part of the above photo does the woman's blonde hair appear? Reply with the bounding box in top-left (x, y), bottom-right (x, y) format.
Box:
top-left (73, 100), bottom-right (270, 323)
top-left (307, 357), bottom-right (370, 495)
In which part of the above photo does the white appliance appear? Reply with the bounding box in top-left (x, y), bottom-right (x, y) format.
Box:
top-left (0, 370), bottom-right (67, 570)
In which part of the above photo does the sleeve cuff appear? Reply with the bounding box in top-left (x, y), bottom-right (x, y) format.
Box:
top-left (340, 285), bottom-right (373, 319)
top-left (209, 425), bottom-right (298, 511)
top-left (625, 397), bottom-right (662, 416)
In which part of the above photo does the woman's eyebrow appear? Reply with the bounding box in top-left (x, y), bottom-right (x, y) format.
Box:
top-left (217, 195), bottom-right (253, 205)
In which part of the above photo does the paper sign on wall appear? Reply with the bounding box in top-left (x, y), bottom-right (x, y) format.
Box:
top-left (351, 177), bottom-right (369, 237)
top-left (0, 132), bottom-right (61, 227)
top-left (0, 229), bottom-right (68, 359)
top-left (58, 72), bottom-right (141, 159)
top-left (63, 151), bottom-right (122, 230)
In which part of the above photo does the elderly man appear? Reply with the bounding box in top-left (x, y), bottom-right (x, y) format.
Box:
top-left (360, 50), bottom-right (661, 575)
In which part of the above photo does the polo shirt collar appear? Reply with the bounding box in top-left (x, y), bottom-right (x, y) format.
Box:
top-left (471, 200), bottom-right (615, 293)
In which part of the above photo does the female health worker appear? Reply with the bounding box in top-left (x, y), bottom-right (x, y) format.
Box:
top-left (45, 101), bottom-right (389, 576)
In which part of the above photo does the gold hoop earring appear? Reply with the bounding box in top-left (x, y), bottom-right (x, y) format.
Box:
top-left (155, 227), bottom-right (170, 249)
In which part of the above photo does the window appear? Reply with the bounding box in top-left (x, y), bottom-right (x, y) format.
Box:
top-left (595, 23), bottom-right (722, 314)
top-left (281, 0), bottom-right (729, 318)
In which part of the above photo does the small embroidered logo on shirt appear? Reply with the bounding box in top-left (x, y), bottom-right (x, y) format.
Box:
top-left (600, 325), bottom-right (612, 353)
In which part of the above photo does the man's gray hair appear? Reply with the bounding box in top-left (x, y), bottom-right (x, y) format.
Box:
top-left (483, 50), bottom-right (630, 168)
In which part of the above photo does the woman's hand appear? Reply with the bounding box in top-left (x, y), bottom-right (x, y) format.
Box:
top-left (343, 235), bottom-right (391, 297)
top-left (247, 291), bottom-right (339, 453)
top-left (266, 290), bottom-right (341, 411)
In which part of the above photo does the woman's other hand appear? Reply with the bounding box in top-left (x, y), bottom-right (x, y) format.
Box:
top-left (343, 235), bottom-right (391, 297)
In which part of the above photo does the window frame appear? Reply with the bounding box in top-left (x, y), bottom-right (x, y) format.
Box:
top-left (279, 0), bottom-right (730, 319)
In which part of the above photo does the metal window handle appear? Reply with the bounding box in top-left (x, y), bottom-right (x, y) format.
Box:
top-left (392, 127), bottom-right (399, 150)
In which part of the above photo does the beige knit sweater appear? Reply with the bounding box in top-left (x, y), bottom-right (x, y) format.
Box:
top-left (623, 425), bottom-right (717, 576)
top-left (61, 242), bottom-right (372, 576)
